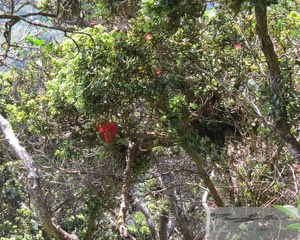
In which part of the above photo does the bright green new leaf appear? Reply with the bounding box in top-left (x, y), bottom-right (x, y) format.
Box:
top-left (285, 223), bottom-right (300, 230)
top-left (274, 205), bottom-right (299, 218)
top-left (44, 42), bottom-right (53, 53)
top-left (27, 36), bottom-right (44, 46)
top-left (288, 11), bottom-right (300, 20)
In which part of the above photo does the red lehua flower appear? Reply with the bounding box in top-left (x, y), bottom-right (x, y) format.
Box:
top-left (234, 43), bottom-right (242, 49)
top-left (156, 68), bottom-right (162, 75)
top-left (95, 122), bottom-right (118, 143)
top-left (145, 34), bottom-right (153, 40)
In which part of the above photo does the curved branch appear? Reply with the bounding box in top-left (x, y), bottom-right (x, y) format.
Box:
top-left (159, 174), bottom-right (195, 240)
top-left (0, 114), bottom-right (79, 240)
top-left (254, 1), bottom-right (300, 161)
top-left (133, 196), bottom-right (159, 240)
top-left (180, 141), bottom-right (224, 207)
top-left (0, 6), bottom-right (95, 64)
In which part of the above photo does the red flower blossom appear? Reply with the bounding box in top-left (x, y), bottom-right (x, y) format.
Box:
top-left (145, 34), bottom-right (153, 40)
top-left (94, 122), bottom-right (118, 143)
top-left (234, 43), bottom-right (242, 49)
top-left (156, 68), bottom-right (162, 75)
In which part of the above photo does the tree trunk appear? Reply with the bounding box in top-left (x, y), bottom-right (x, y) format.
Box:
top-left (254, 2), bottom-right (300, 161)
top-left (181, 143), bottom-right (224, 207)
top-left (0, 114), bottom-right (79, 240)
top-left (133, 195), bottom-right (160, 240)
top-left (158, 209), bottom-right (169, 240)
top-left (85, 210), bottom-right (96, 240)
top-left (117, 140), bottom-right (138, 240)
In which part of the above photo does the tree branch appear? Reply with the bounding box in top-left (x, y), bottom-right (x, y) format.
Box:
top-left (0, 114), bottom-right (79, 240)
top-left (254, 1), bottom-right (300, 161)
top-left (159, 174), bottom-right (195, 240)
top-left (180, 141), bottom-right (224, 207)
top-left (133, 196), bottom-right (159, 240)
top-left (117, 140), bottom-right (138, 240)
top-left (0, 3), bottom-right (94, 64)
top-left (158, 209), bottom-right (171, 240)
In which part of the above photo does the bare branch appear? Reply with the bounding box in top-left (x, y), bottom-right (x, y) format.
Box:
top-left (0, 114), bottom-right (79, 240)
top-left (180, 140), bottom-right (224, 207)
top-left (117, 140), bottom-right (138, 240)
top-left (0, 1), bottom-right (95, 64)
top-left (158, 209), bottom-right (169, 240)
top-left (254, 1), bottom-right (300, 161)
top-left (133, 195), bottom-right (159, 240)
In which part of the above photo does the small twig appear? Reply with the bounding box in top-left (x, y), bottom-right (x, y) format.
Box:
top-left (289, 164), bottom-right (299, 195)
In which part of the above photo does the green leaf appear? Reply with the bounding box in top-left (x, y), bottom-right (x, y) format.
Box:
top-left (285, 223), bottom-right (300, 230)
top-left (274, 205), bottom-right (298, 218)
top-left (44, 42), bottom-right (53, 53)
top-left (116, 138), bottom-right (127, 146)
top-left (27, 36), bottom-right (44, 46)
top-left (204, 8), bottom-right (217, 20)
top-left (288, 11), bottom-right (300, 20)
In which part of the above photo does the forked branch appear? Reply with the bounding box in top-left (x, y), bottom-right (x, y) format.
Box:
top-left (0, 114), bottom-right (79, 240)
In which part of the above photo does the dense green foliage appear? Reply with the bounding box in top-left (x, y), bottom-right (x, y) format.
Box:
top-left (1, 0), bottom-right (300, 239)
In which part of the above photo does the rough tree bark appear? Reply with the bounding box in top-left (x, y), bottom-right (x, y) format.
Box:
top-left (133, 196), bottom-right (159, 240)
top-left (117, 140), bottom-right (138, 240)
top-left (159, 174), bottom-right (195, 240)
top-left (181, 143), bottom-right (224, 207)
top-left (117, 139), bottom-right (177, 239)
top-left (133, 192), bottom-right (176, 240)
top-left (0, 114), bottom-right (79, 240)
top-left (254, 1), bottom-right (300, 161)
top-left (84, 210), bottom-right (96, 240)
top-left (158, 209), bottom-right (171, 240)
